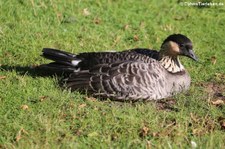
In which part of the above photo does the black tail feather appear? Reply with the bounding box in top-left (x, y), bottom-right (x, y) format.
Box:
top-left (42, 48), bottom-right (77, 63)
top-left (40, 48), bottom-right (82, 74)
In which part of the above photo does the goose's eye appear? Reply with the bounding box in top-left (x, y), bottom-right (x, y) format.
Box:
top-left (180, 44), bottom-right (185, 48)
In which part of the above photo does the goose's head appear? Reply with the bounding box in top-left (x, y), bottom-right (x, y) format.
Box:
top-left (160, 34), bottom-right (198, 61)
top-left (159, 34), bottom-right (198, 73)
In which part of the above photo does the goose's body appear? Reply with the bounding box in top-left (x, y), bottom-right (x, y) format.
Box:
top-left (39, 34), bottom-right (198, 101)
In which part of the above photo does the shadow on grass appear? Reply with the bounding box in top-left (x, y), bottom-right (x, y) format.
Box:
top-left (0, 65), bottom-right (67, 78)
top-left (1, 65), bottom-right (68, 90)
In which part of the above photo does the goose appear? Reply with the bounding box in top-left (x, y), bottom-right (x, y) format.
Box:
top-left (39, 34), bottom-right (198, 101)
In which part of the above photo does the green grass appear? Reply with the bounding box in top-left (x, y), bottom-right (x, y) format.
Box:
top-left (0, 0), bottom-right (225, 148)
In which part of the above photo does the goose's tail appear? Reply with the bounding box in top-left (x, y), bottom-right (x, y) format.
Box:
top-left (38, 48), bottom-right (82, 74)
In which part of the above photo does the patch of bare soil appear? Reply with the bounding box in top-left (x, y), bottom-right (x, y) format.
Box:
top-left (199, 82), bottom-right (225, 106)
top-left (154, 98), bottom-right (179, 112)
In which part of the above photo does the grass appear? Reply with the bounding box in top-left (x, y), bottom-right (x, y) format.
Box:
top-left (0, 0), bottom-right (225, 148)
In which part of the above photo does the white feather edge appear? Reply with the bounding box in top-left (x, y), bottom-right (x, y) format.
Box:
top-left (71, 60), bottom-right (82, 66)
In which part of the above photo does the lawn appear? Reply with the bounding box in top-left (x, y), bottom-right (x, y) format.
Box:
top-left (0, 0), bottom-right (225, 148)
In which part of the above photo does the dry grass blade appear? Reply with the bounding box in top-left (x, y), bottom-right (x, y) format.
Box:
top-left (78, 103), bottom-right (87, 109)
top-left (0, 76), bottom-right (6, 80)
top-left (21, 105), bottom-right (29, 110)
top-left (211, 99), bottom-right (224, 106)
top-left (83, 8), bottom-right (90, 16)
top-left (139, 126), bottom-right (150, 138)
top-left (85, 96), bottom-right (97, 102)
top-left (15, 128), bottom-right (28, 142)
top-left (133, 35), bottom-right (139, 41)
top-left (211, 56), bottom-right (217, 65)
top-left (39, 96), bottom-right (48, 102)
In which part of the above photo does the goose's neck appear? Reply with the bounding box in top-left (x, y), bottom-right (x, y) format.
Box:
top-left (159, 55), bottom-right (185, 73)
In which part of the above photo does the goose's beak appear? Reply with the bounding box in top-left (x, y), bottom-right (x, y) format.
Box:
top-left (186, 49), bottom-right (198, 61)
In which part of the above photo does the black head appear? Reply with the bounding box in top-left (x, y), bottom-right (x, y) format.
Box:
top-left (161, 34), bottom-right (198, 61)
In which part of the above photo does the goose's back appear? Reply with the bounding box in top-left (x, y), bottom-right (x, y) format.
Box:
top-left (76, 48), bottom-right (159, 70)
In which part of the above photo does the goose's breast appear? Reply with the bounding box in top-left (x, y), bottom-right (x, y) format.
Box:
top-left (166, 71), bottom-right (191, 94)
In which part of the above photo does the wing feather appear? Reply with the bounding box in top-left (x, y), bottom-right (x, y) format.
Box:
top-left (65, 58), bottom-right (166, 100)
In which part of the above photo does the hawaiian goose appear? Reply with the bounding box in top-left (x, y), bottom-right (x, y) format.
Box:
top-left (39, 34), bottom-right (198, 101)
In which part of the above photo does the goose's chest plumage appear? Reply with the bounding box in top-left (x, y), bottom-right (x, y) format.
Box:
top-left (163, 70), bottom-right (191, 98)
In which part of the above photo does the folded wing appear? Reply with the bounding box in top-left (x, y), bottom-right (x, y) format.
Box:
top-left (66, 59), bottom-right (166, 101)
